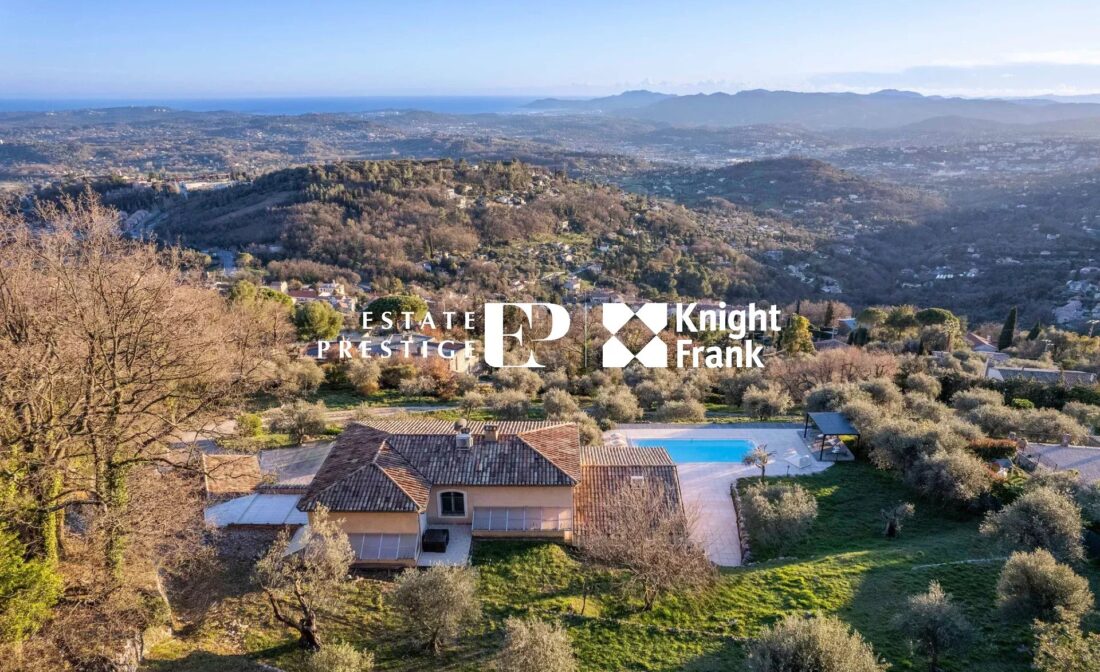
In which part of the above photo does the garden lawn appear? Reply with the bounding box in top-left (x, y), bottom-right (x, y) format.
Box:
top-left (143, 461), bottom-right (1100, 672)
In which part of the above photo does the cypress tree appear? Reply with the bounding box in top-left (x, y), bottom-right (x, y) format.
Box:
top-left (823, 301), bottom-right (835, 328)
top-left (997, 307), bottom-right (1017, 351)
top-left (1027, 320), bottom-right (1042, 341)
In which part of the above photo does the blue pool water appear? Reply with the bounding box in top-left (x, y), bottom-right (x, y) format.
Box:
top-left (632, 438), bottom-right (756, 463)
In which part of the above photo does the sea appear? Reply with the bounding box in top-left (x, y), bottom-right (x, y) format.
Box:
top-left (0, 96), bottom-right (537, 115)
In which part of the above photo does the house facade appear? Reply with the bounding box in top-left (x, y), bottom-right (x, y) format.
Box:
top-left (296, 420), bottom-right (682, 567)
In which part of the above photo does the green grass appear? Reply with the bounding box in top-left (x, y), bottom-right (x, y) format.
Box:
top-left (144, 462), bottom-right (1100, 672)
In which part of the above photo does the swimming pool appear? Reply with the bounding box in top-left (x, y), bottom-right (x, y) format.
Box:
top-left (631, 438), bottom-right (756, 463)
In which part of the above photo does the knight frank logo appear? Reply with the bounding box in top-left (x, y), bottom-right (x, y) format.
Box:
top-left (601, 302), bottom-right (669, 368)
top-left (324, 300), bottom-right (780, 370)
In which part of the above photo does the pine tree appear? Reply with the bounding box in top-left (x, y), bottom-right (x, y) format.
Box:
top-left (1027, 320), bottom-right (1042, 341)
top-left (997, 306), bottom-right (1017, 351)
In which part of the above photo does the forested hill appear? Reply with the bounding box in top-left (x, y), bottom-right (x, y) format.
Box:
top-left (160, 159), bottom-right (805, 302)
top-left (626, 157), bottom-right (944, 224)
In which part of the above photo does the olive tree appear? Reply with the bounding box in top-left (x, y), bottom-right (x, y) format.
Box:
top-left (272, 400), bottom-right (329, 443)
top-left (894, 581), bottom-right (972, 672)
top-left (389, 565), bottom-right (481, 653)
top-left (496, 616), bottom-right (577, 672)
top-left (746, 615), bottom-right (886, 672)
top-left (980, 487), bottom-right (1085, 563)
top-left (743, 384), bottom-right (793, 420)
top-left (996, 549), bottom-right (1094, 623)
top-left (590, 385), bottom-right (643, 424)
top-left (305, 641), bottom-right (374, 672)
top-left (254, 508), bottom-right (355, 650)
top-left (1033, 620), bottom-right (1100, 672)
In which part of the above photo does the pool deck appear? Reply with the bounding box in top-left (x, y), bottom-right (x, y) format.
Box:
top-left (607, 425), bottom-right (831, 567)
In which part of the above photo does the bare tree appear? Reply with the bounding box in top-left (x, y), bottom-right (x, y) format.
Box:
top-left (579, 481), bottom-right (715, 610)
top-left (254, 508), bottom-right (355, 650)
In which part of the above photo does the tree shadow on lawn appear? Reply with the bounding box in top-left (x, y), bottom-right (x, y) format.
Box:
top-left (844, 556), bottom-right (1036, 671)
top-left (143, 643), bottom-right (299, 672)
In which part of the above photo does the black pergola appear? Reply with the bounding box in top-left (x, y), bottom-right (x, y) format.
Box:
top-left (803, 412), bottom-right (861, 460)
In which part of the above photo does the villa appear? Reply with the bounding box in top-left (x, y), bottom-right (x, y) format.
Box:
top-left (295, 419), bottom-right (684, 567)
top-left (205, 419), bottom-right (828, 568)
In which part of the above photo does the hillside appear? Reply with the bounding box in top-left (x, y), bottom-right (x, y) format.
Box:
top-left (160, 159), bottom-right (804, 302)
top-left (623, 157), bottom-right (944, 229)
top-left (619, 89), bottom-right (1100, 130)
top-left (524, 90), bottom-right (674, 112)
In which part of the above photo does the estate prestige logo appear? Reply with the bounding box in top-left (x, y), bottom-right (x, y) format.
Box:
top-left (316, 301), bottom-right (781, 370)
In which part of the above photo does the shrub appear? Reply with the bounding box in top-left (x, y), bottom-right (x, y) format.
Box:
top-left (866, 417), bottom-right (940, 471)
top-left (289, 357), bottom-right (326, 395)
top-left (566, 411), bottom-right (602, 445)
top-left (893, 581), bottom-right (971, 672)
top-left (746, 615), bottom-right (886, 672)
top-left (486, 390), bottom-right (531, 420)
top-left (716, 368), bottom-right (767, 406)
top-left (0, 527), bottom-right (61, 644)
top-left (590, 385), bottom-right (643, 424)
top-left (380, 362), bottom-right (418, 389)
top-left (305, 642), bottom-right (374, 672)
top-left (859, 378), bottom-right (904, 407)
top-left (968, 404), bottom-right (1023, 438)
top-left (967, 437), bottom-right (1018, 460)
top-left (739, 482), bottom-right (818, 557)
top-left (903, 372), bottom-right (942, 399)
top-left (996, 549), bottom-right (1094, 623)
top-left (743, 384), bottom-right (793, 420)
top-left (1024, 408), bottom-right (1089, 443)
top-left (1012, 397), bottom-right (1037, 410)
top-left (952, 387), bottom-right (1004, 413)
top-left (236, 412), bottom-right (264, 438)
top-left (803, 383), bottom-right (860, 413)
top-left (839, 398), bottom-right (880, 433)
top-left (904, 449), bottom-right (992, 507)
top-left (1062, 401), bottom-right (1100, 433)
top-left (389, 565), bottom-right (481, 653)
top-left (346, 358), bottom-right (383, 395)
top-left (542, 388), bottom-right (580, 419)
top-left (496, 617), bottom-right (577, 672)
top-left (633, 379), bottom-right (671, 410)
top-left (981, 487), bottom-right (1085, 563)
top-left (272, 400), bottom-right (327, 443)
top-left (905, 395), bottom-right (952, 423)
top-left (492, 368), bottom-right (543, 397)
top-left (652, 399), bottom-right (706, 422)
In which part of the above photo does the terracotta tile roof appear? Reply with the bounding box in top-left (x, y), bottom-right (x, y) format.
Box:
top-left (580, 445), bottom-right (674, 467)
top-left (202, 454), bottom-right (263, 497)
top-left (299, 420), bottom-right (580, 513)
top-left (574, 445), bottom-right (682, 532)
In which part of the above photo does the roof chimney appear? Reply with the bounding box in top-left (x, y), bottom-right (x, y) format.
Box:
top-left (484, 424), bottom-right (500, 442)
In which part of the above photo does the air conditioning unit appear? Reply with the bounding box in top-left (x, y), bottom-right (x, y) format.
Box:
top-left (456, 432), bottom-right (474, 449)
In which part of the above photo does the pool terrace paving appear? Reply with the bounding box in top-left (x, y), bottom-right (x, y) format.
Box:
top-left (608, 425), bottom-right (831, 567)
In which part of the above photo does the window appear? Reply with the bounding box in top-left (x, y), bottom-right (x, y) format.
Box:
top-left (439, 491), bottom-right (466, 517)
top-left (472, 506), bottom-right (572, 532)
top-left (347, 533), bottom-right (418, 561)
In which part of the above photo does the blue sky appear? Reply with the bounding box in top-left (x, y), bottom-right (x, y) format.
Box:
top-left (2, 0), bottom-right (1100, 98)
